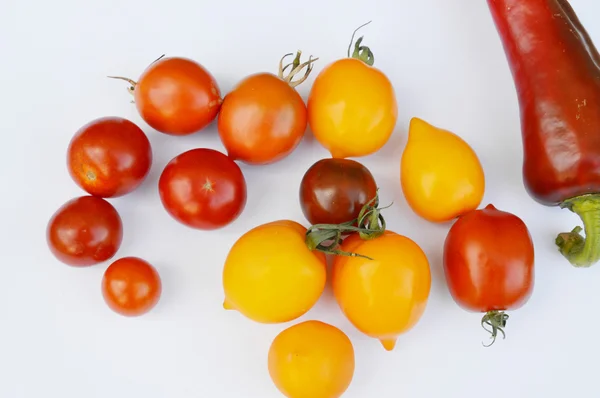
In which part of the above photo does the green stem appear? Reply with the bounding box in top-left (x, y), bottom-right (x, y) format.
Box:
top-left (481, 310), bottom-right (509, 347)
top-left (346, 21), bottom-right (375, 66)
top-left (556, 194), bottom-right (600, 268)
top-left (305, 190), bottom-right (388, 259)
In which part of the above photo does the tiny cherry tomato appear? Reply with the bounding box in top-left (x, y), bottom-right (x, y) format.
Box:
top-left (67, 116), bottom-right (152, 198)
top-left (158, 148), bottom-right (247, 230)
top-left (443, 204), bottom-right (535, 346)
top-left (46, 196), bottom-right (123, 266)
top-left (401, 117), bottom-right (485, 223)
top-left (102, 256), bottom-right (162, 317)
top-left (111, 56), bottom-right (222, 136)
top-left (218, 51), bottom-right (317, 165)
top-left (299, 158), bottom-right (378, 225)
top-left (308, 25), bottom-right (397, 158)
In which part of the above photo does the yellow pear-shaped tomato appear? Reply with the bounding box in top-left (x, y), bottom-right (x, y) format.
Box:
top-left (307, 34), bottom-right (397, 159)
top-left (401, 117), bottom-right (485, 223)
top-left (332, 231), bottom-right (431, 351)
top-left (268, 320), bottom-right (355, 398)
top-left (222, 220), bottom-right (326, 324)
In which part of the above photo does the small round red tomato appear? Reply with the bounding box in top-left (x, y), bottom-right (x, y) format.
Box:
top-left (46, 196), bottom-right (123, 266)
top-left (443, 204), bottom-right (535, 346)
top-left (217, 52), bottom-right (316, 164)
top-left (299, 158), bottom-right (378, 225)
top-left (112, 57), bottom-right (221, 135)
top-left (67, 116), bottom-right (152, 198)
top-left (102, 256), bottom-right (162, 317)
top-left (158, 148), bottom-right (247, 230)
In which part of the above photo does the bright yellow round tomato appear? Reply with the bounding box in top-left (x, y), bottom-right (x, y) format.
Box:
top-left (333, 231), bottom-right (431, 351)
top-left (307, 58), bottom-right (397, 158)
top-left (268, 320), bottom-right (355, 398)
top-left (401, 117), bottom-right (485, 223)
top-left (222, 220), bottom-right (326, 324)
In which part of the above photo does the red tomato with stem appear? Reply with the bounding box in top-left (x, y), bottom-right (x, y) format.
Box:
top-left (218, 51), bottom-right (317, 165)
top-left (299, 158), bottom-right (378, 225)
top-left (158, 148), bottom-right (247, 230)
top-left (443, 204), bottom-right (535, 346)
top-left (102, 256), bottom-right (162, 317)
top-left (67, 117), bottom-right (152, 198)
top-left (46, 196), bottom-right (123, 266)
top-left (110, 56), bottom-right (222, 136)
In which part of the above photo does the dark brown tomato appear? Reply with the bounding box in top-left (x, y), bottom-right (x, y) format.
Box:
top-left (46, 196), bottom-right (123, 266)
top-left (299, 158), bottom-right (378, 225)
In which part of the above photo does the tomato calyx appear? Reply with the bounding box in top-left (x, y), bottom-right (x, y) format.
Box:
top-left (347, 21), bottom-right (375, 66)
top-left (305, 190), bottom-right (389, 259)
top-left (278, 50), bottom-right (319, 88)
top-left (107, 54), bottom-right (167, 100)
top-left (481, 310), bottom-right (509, 347)
top-left (556, 194), bottom-right (600, 268)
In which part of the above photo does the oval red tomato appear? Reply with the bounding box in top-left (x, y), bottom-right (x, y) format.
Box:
top-left (67, 116), bottom-right (152, 198)
top-left (46, 196), bottom-right (123, 266)
top-left (113, 57), bottom-right (222, 136)
top-left (102, 256), bottom-right (162, 317)
top-left (299, 158), bottom-right (378, 225)
top-left (218, 72), bottom-right (307, 165)
top-left (158, 148), bottom-right (247, 230)
top-left (443, 204), bottom-right (535, 345)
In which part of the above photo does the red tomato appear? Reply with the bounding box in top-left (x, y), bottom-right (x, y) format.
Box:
top-left (218, 72), bottom-right (307, 164)
top-left (158, 148), bottom-right (247, 230)
top-left (67, 117), bottom-right (152, 198)
top-left (113, 57), bottom-right (222, 135)
top-left (299, 158), bottom-right (378, 225)
top-left (102, 256), bottom-right (162, 317)
top-left (46, 196), bottom-right (123, 266)
top-left (443, 204), bottom-right (535, 345)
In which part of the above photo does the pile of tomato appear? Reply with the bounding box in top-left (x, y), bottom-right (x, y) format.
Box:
top-left (45, 25), bottom-right (535, 398)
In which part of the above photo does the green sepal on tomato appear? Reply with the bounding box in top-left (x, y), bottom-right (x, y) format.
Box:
top-left (443, 204), bottom-right (535, 346)
top-left (488, 0), bottom-right (600, 268)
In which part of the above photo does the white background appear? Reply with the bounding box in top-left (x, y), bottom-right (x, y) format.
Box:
top-left (2, 0), bottom-right (600, 397)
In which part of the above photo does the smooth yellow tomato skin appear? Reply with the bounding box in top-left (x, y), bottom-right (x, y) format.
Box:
top-left (222, 220), bottom-right (326, 324)
top-left (332, 231), bottom-right (431, 351)
top-left (268, 320), bottom-right (355, 398)
top-left (307, 58), bottom-right (398, 159)
top-left (401, 117), bottom-right (485, 223)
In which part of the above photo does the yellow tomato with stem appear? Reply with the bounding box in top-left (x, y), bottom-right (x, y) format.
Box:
top-left (268, 320), bottom-right (355, 398)
top-left (222, 220), bottom-right (326, 324)
top-left (307, 23), bottom-right (398, 159)
top-left (332, 231), bottom-right (431, 351)
top-left (401, 117), bottom-right (485, 223)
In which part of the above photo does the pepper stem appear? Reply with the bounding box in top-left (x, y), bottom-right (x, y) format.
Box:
top-left (481, 310), bottom-right (509, 347)
top-left (305, 190), bottom-right (389, 259)
top-left (347, 21), bottom-right (375, 66)
top-left (278, 51), bottom-right (319, 88)
top-left (556, 194), bottom-right (600, 268)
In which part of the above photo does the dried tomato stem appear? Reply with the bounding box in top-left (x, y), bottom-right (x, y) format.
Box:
top-left (556, 194), bottom-right (600, 267)
top-left (107, 76), bottom-right (137, 95)
top-left (347, 21), bottom-right (375, 66)
top-left (481, 310), bottom-right (509, 347)
top-left (305, 191), bottom-right (388, 258)
top-left (278, 51), bottom-right (319, 88)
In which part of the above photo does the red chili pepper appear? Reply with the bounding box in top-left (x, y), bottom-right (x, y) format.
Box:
top-left (488, 0), bottom-right (600, 267)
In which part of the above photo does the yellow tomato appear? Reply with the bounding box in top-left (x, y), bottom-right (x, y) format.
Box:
top-left (333, 231), bottom-right (431, 351)
top-left (268, 320), bottom-right (355, 398)
top-left (401, 117), bottom-right (485, 223)
top-left (222, 220), bottom-right (326, 324)
top-left (307, 57), bottom-right (397, 159)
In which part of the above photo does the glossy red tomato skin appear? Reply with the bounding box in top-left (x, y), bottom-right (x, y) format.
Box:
top-left (46, 196), bottom-right (123, 266)
top-left (102, 257), bottom-right (162, 317)
top-left (134, 57), bottom-right (222, 136)
top-left (218, 73), bottom-right (307, 165)
top-left (299, 158), bottom-right (378, 225)
top-left (67, 117), bottom-right (152, 198)
top-left (158, 148), bottom-right (247, 230)
top-left (443, 204), bottom-right (535, 313)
